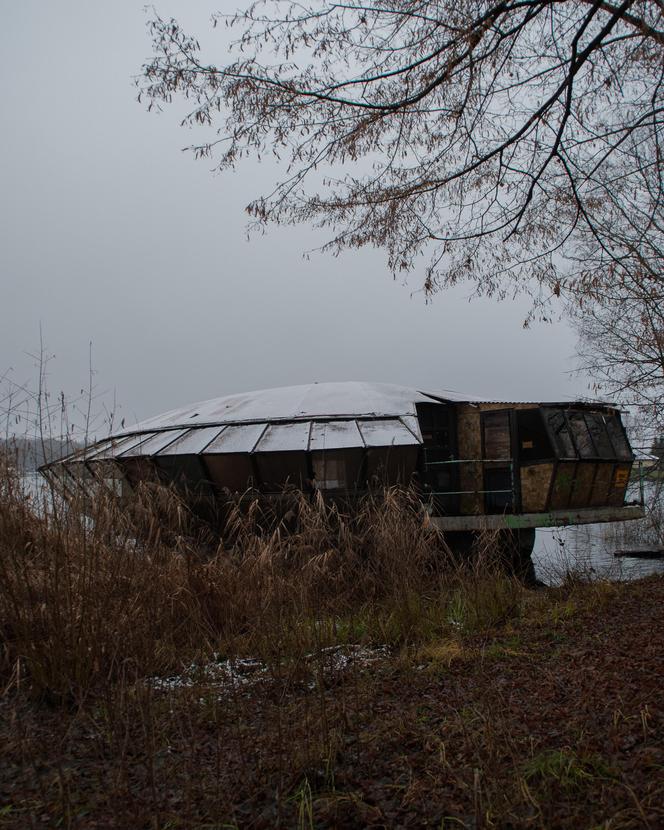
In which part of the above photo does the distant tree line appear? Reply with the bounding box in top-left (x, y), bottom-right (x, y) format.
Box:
top-left (0, 438), bottom-right (79, 473)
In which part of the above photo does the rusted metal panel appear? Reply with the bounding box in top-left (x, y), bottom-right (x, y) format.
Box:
top-left (550, 462), bottom-right (575, 510)
top-left (570, 462), bottom-right (596, 508)
top-left (311, 447), bottom-right (364, 491)
top-left (366, 445), bottom-right (419, 485)
top-left (254, 452), bottom-right (308, 491)
top-left (608, 463), bottom-right (632, 507)
top-left (590, 462), bottom-right (614, 507)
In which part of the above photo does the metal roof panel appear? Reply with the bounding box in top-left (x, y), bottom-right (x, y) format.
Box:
top-left (118, 429), bottom-right (189, 458)
top-left (255, 421), bottom-right (312, 453)
top-left (309, 420), bottom-right (365, 450)
top-left (204, 423), bottom-right (267, 454)
top-left (156, 426), bottom-right (224, 456)
top-left (357, 419), bottom-right (420, 447)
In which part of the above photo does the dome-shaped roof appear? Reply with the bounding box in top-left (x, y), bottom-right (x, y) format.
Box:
top-left (115, 381), bottom-right (478, 435)
top-left (58, 382), bottom-right (483, 465)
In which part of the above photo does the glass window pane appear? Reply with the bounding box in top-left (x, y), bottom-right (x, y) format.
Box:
top-left (568, 412), bottom-right (596, 458)
top-left (585, 413), bottom-right (614, 459)
top-left (605, 416), bottom-right (632, 460)
top-left (546, 410), bottom-right (575, 458)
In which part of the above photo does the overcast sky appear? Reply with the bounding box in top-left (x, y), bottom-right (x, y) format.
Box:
top-left (0, 1), bottom-right (589, 438)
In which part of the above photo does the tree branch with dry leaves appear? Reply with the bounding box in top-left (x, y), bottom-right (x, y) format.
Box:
top-left (140, 0), bottom-right (663, 305)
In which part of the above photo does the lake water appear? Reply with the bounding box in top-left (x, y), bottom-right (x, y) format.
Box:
top-left (532, 479), bottom-right (664, 584)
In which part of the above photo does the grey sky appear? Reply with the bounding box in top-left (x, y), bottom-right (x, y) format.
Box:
top-left (0, 1), bottom-right (587, 437)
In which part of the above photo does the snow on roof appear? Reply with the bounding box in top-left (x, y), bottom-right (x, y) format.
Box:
top-left (115, 381), bottom-right (484, 435)
top-left (48, 381), bottom-right (622, 467)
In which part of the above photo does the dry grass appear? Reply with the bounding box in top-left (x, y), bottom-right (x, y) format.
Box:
top-left (0, 451), bottom-right (522, 704)
top-left (3, 453), bottom-right (661, 828)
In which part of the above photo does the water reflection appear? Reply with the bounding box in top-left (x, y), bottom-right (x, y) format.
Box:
top-left (533, 519), bottom-right (664, 585)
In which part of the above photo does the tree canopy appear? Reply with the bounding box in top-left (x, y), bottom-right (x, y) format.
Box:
top-left (141, 0), bottom-right (664, 308)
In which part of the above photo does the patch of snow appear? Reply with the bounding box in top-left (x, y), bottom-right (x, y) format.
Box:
top-left (148, 644), bottom-right (389, 698)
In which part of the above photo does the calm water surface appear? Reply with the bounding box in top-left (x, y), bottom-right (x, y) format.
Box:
top-left (533, 482), bottom-right (664, 584)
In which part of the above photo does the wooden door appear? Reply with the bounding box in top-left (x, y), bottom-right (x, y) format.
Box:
top-left (481, 410), bottom-right (516, 513)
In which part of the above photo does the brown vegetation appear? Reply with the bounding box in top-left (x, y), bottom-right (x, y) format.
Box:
top-left (1, 455), bottom-right (663, 828)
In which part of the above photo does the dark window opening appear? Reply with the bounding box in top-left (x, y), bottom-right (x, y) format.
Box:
top-left (254, 452), bottom-right (308, 492)
top-left (605, 416), bottom-right (633, 460)
top-left (484, 467), bottom-right (514, 513)
top-left (585, 412), bottom-right (615, 458)
top-left (416, 403), bottom-right (455, 452)
top-left (545, 408), bottom-right (632, 462)
top-left (568, 412), bottom-right (596, 458)
top-left (416, 403), bottom-right (459, 514)
top-left (516, 410), bottom-right (554, 462)
top-left (546, 410), bottom-right (576, 458)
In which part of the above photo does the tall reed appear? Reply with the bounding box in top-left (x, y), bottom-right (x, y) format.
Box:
top-left (0, 451), bottom-right (523, 703)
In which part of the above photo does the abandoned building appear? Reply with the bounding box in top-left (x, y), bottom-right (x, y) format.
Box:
top-left (43, 381), bottom-right (644, 559)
